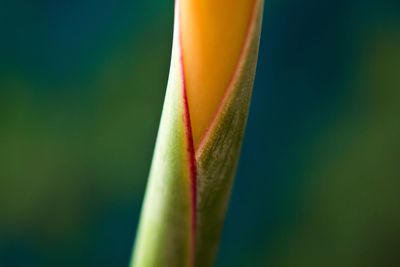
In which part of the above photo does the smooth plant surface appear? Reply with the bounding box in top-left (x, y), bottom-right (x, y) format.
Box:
top-left (131, 0), bottom-right (264, 266)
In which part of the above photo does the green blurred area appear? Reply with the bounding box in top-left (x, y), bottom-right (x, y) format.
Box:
top-left (1, 0), bottom-right (400, 266)
top-left (1, 1), bottom-right (173, 265)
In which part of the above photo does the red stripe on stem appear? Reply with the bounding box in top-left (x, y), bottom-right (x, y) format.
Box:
top-left (178, 1), bottom-right (197, 265)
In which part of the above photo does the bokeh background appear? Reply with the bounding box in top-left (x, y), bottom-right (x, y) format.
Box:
top-left (1, 0), bottom-right (399, 266)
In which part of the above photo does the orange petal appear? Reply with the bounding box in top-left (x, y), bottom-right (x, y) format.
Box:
top-left (180, 0), bottom-right (256, 148)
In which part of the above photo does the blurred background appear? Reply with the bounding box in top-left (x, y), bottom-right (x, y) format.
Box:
top-left (1, 0), bottom-right (399, 266)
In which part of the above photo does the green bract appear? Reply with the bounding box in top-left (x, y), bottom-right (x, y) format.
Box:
top-left (131, 1), bottom-right (264, 266)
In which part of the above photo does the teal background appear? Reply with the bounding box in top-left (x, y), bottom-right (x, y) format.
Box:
top-left (1, 0), bottom-right (399, 266)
